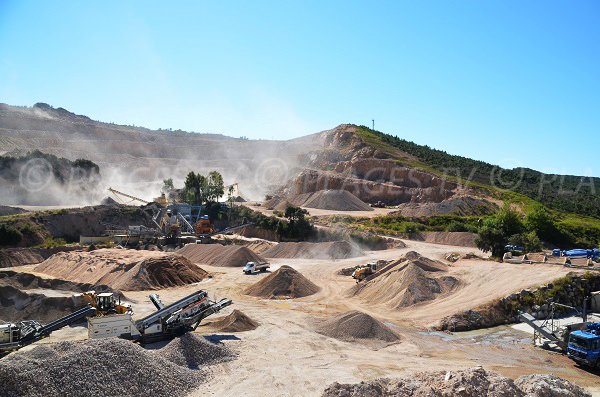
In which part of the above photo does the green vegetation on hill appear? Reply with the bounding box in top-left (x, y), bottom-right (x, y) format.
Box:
top-left (355, 126), bottom-right (600, 219)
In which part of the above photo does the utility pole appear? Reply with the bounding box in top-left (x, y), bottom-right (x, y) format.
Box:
top-left (372, 119), bottom-right (375, 130)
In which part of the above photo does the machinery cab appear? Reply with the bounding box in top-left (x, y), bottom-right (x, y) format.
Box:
top-left (243, 262), bottom-right (257, 274)
top-left (96, 293), bottom-right (117, 314)
top-left (352, 262), bottom-right (379, 282)
top-left (567, 323), bottom-right (600, 367)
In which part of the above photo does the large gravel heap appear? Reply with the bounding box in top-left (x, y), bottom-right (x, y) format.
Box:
top-left (177, 244), bottom-right (266, 267)
top-left (208, 309), bottom-right (259, 332)
top-left (0, 285), bottom-right (87, 322)
top-left (159, 333), bottom-right (235, 369)
top-left (302, 189), bottom-right (373, 211)
top-left (350, 252), bottom-right (459, 309)
top-left (322, 367), bottom-right (590, 397)
top-left (263, 241), bottom-right (364, 260)
top-left (35, 249), bottom-right (209, 291)
top-left (244, 265), bottom-right (320, 299)
top-left (0, 335), bottom-right (234, 397)
top-left (315, 311), bottom-right (399, 343)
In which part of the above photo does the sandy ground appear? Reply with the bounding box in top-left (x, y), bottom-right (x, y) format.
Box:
top-left (7, 238), bottom-right (600, 396)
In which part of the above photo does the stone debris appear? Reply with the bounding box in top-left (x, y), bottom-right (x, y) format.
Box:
top-left (322, 367), bottom-right (591, 397)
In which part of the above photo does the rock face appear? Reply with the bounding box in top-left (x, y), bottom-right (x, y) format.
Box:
top-left (322, 367), bottom-right (591, 397)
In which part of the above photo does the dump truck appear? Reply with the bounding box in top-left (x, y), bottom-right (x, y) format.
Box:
top-left (567, 323), bottom-right (600, 367)
top-left (243, 261), bottom-right (270, 274)
top-left (88, 289), bottom-right (232, 343)
top-left (0, 305), bottom-right (97, 355)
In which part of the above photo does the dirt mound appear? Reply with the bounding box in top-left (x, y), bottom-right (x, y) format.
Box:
top-left (263, 241), bottom-right (364, 260)
top-left (0, 246), bottom-right (81, 268)
top-left (35, 249), bottom-right (209, 291)
top-left (315, 311), bottom-right (399, 343)
top-left (0, 338), bottom-right (211, 397)
top-left (303, 189), bottom-right (373, 211)
top-left (244, 265), bottom-right (320, 299)
top-left (322, 367), bottom-right (590, 397)
top-left (158, 333), bottom-right (235, 369)
top-left (411, 231), bottom-right (478, 247)
top-left (0, 285), bottom-right (88, 322)
top-left (0, 269), bottom-right (119, 296)
top-left (177, 244), bottom-right (266, 267)
top-left (207, 309), bottom-right (259, 332)
top-left (350, 255), bottom-right (459, 309)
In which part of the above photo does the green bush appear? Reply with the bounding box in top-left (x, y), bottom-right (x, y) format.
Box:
top-left (0, 224), bottom-right (23, 246)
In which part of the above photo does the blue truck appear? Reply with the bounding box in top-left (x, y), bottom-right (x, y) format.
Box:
top-left (567, 323), bottom-right (600, 367)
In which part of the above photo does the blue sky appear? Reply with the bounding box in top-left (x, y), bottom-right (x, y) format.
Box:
top-left (1, 1), bottom-right (598, 176)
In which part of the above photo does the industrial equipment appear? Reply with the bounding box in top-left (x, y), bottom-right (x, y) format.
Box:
top-left (243, 261), bottom-right (270, 274)
top-left (0, 305), bottom-right (96, 355)
top-left (82, 291), bottom-right (132, 315)
top-left (352, 261), bottom-right (379, 282)
top-left (88, 289), bottom-right (232, 343)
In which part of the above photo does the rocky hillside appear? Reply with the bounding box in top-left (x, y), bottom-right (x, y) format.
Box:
top-left (267, 124), bottom-right (498, 217)
top-left (0, 103), bottom-right (324, 201)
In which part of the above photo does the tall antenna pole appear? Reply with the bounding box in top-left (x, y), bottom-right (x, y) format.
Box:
top-left (372, 119), bottom-right (375, 130)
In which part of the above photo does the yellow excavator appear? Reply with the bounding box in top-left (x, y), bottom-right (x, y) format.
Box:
top-left (82, 292), bottom-right (132, 316)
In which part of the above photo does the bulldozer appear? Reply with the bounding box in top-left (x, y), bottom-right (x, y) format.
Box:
top-left (82, 292), bottom-right (132, 316)
top-left (351, 262), bottom-right (379, 283)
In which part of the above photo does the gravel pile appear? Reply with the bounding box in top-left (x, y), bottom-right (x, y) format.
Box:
top-left (349, 252), bottom-right (459, 309)
top-left (515, 374), bottom-right (591, 397)
top-left (177, 244), bottom-right (266, 267)
top-left (159, 333), bottom-right (235, 370)
top-left (302, 189), bottom-right (373, 211)
top-left (322, 367), bottom-right (591, 397)
top-left (244, 265), bottom-right (320, 299)
top-left (0, 338), bottom-right (206, 397)
top-left (263, 241), bottom-right (364, 260)
top-left (0, 269), bottom-right (119, 296)
top-left (315, 311), bottom-right (399, 343)
top-left (208, 309), bottom-right (259, 332)
top-left (35, 249), bottom-right (209, 291)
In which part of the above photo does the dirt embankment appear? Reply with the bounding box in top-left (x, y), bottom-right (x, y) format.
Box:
top-left (177, 244), bottom-right (266, 267)
top-left (349, 252), bottom-right (460, 309)
top-left (314, 311), bottom-right (399, 344)
top-left (0, 246), bottom-right (81, 268)
top-left (244, 265), bottom-right (320, 299)
top-left (410, 231), bottom-right (478, 248)
top-left (205, 309), bottom-right (259, 332)
top-left (322, 367), bottom-right (590, 397)
top-left (35, 249), bottom-right (209, 291)
top-left (0, 269), bottom-right (118, 295)
top-left (0, 285), bottom-right (88, 322)
top-left (263, 241), bottom-right (364, 260)
top-left (0, 335), bottom-right (234, 397)
top-left (0, 204), bottom-right (151, 247)
top-left (0, 205), bottom-right (27, 216)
